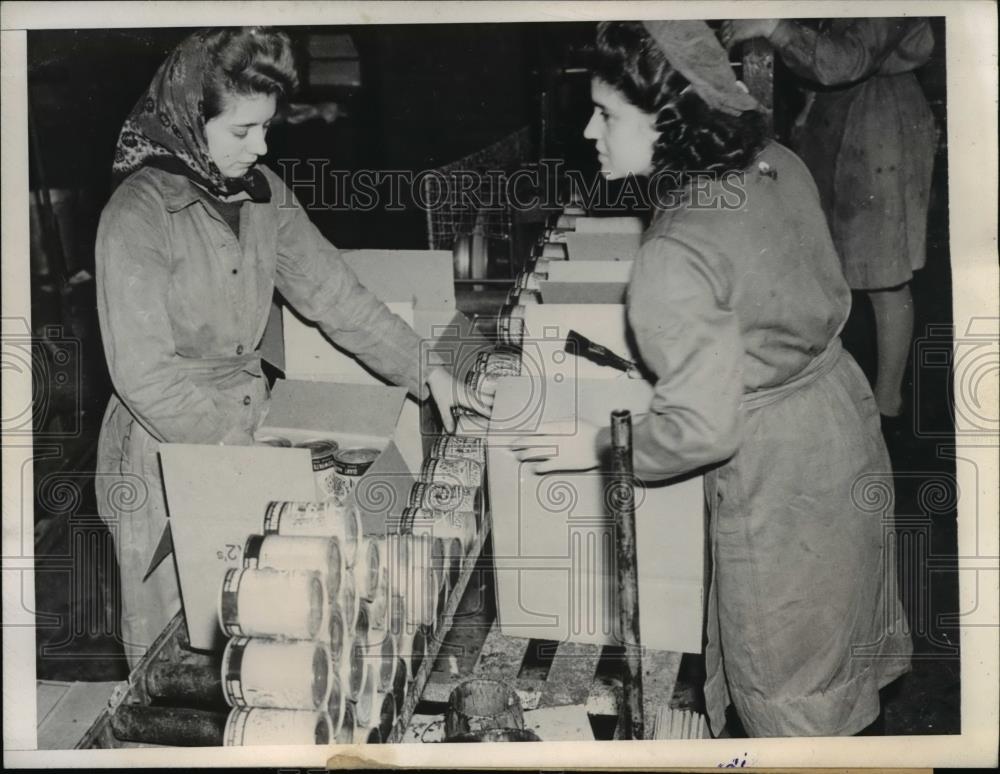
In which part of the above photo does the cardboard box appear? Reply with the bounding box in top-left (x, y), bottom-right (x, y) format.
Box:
top-left (486, 376), bottom-right (704, 653)
top-left (539, 261), bottom-right (633, 305)
top-left (572, 216), bottom-right (644, 234)
top-left (278, 250), bottom-right (491, 473)
top-left (158, 379), bottom-right (415, 651)
top-left (518, 304), bottom-right (637, 381)
top-left (565, 232), bottom-right (641, 262)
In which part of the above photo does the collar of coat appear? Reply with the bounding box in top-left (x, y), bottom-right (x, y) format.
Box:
top-left (154, 167), bottom-right (270, 212)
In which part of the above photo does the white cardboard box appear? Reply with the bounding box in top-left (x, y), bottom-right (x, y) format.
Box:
top-left (565, 232), bottom-right (641, 262)
top-left (486, 375), bottom-right (704, 653)
top-left (278, 250), bottom-right (490, 473)
top-left (539, 260), bottom-right (633, 305)
top-left (158, 379), bottom-right (414, 651)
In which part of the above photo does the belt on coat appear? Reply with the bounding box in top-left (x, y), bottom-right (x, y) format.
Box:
top-left (739, 337), bottom-right (843, 412)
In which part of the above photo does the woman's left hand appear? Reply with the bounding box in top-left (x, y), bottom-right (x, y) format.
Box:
top-left (718, 19), bottom-right (780, 49)
top-left (426, 367), bottom-right (495, 434)
top-left (510, 419), bottom-right (601, 474)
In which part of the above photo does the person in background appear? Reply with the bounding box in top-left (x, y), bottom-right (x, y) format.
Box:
top-left (512, 20), bottom-right (911, 737)
top-left (95, 27), bottom-right (488, 668)
top-left (720, 18), bottom-right (938, 441)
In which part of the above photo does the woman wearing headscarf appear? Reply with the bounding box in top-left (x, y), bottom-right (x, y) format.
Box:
top-left (720, 18), bottom-right (938, 430)
top-left (513, 21), bottom-right (911, 737)
top-left (95, 28), bottom-right (486, 667)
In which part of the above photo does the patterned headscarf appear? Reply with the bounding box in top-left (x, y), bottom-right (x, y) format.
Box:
top-left (642, 20), bottom-right (759, 116)
top-left (112, 29), bottom-right (270, 200)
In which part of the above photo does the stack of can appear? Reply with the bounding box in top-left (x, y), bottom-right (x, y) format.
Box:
top-left (396, 435), bottom-right (488, 619)
top-left (217, 495), bottom-right (401, 745)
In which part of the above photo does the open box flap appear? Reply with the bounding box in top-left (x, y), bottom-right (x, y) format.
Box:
top-left (343, 249), bottom-right (455, 308)
top-left (158, 443), bottom-right (316, 650)
top-left (263, 378), bottom-right (407, 440)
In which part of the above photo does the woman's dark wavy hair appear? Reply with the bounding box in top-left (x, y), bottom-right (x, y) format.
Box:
top-left (591, 21), bottom-right (767, 175)
top-left (202, 27), bottom-right (299, 120)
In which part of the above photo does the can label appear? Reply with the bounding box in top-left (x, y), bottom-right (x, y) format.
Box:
top-left (220, 567), bottom-right (243, 636)
top-left (474, 349), bottom-right (521, 377)
top-left (223, 637), bottom-right (250, 706)
top-left (242, 534), bottom-right (265, 569)
top-left (408, 481), bottom-right (477, 513)
top-left (421, 456), bottom-right (483, 488)
top-left (430, 435), bottom-right (486, 465)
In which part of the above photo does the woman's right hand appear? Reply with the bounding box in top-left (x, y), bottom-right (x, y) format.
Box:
top-left (425, 367), bottom-right (495, 434)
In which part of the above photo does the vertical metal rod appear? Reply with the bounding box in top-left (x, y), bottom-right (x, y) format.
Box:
top-left (610, 409), bottom-right (644, 740)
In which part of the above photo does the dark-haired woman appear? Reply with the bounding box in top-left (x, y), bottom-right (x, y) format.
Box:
top-left (95, 28), bottom-right (484, 667)
top-left (513, 21), bottom-right (910, 737)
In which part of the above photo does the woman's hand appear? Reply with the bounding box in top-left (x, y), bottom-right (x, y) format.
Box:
top-left (426, 367), bottom-right (495, 434)
top-left (510, 419), bottom-right (601, 474)
top-left (718, 19), bottom-right (780, 49)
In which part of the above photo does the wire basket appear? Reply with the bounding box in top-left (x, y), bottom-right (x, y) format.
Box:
top-left (423, 127), bottom-right (534, 279)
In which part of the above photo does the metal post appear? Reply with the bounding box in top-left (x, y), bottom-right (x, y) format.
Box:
top-left (610, 409), bottom-right (644, 740)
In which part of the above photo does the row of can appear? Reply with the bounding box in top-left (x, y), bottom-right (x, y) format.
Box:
top-left (218, 434), bottom-right (490, 745)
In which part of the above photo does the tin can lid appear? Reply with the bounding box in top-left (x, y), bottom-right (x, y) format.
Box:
top-left (332, 447), bottom-right (379, 476)
top-left (299, 439), bottom-right (340, 469)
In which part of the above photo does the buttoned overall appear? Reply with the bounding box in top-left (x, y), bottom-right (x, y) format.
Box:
top-left (95, 165), bottom-right (424, 667)
top-left (626, 143), bottom-right (912, 736)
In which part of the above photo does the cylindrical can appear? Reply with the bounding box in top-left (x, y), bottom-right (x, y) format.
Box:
top-left (331, 447), bottom-right (380, 499)
top-left (298, 439), bottom-right (341, 501)
top-left (406, 506), bottom-right (476, 556)
top-left (345, 599), bottom-right (370, 699)
top-left (430, 435), bottom-right (487, 466)
top-left (353, 536), bottom-right (382, 602)
top-left (218, 567), bottom-right (324, 641)
top-left (327, 669), bottom-right (346, 739)
top-left (321, 606), bottom-right (345, 664)
top-left (223, 707), bottom-right (332, 746)
top-left (262, 500), bottom-right (360, 568)
top-left (376, 691), bottom-right (396, 742)
top-left (383, 532), bottom-right (408, 595)
top-left (473, 349), bottom-right (522, 377)
top-left (367, 564), bottom-right (390, 631)
top-left (391, 656), bottom-right (407, 715)
top-left (404, 534), bottom-right (437, 628)
top-left (409, 482), bottom-right (483, 532)
top-left (256, 435), bottom-right (293, 448)
top-left (337, 568), bottom-right (359, 633)
top-left (420, 456), bottom-right (483, 489)
top-left (463, 368), bottom-right (497, 408)
top-left (496, 303), bottom-right (525, 349)
top-left (377, 632), bottom-right (398, 692)
top-left (444, 536), bottom-right (463, 589)
top-left (334, 701), bottom-right (356, 744)
top-left (243, 533), bottom-right (342, 601)
top-left (222, 637), bottom-right (331, 711)
top-left (398, 626), bottom-right (426, 681)
top-left (354, 662), bottom-right (376, 728)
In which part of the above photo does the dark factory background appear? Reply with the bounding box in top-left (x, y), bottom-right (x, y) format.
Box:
top-left (25, 20), bottom-right (959, 736)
